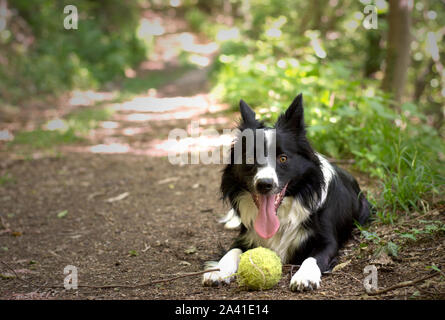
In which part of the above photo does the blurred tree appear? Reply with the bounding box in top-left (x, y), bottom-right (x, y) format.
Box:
top-left (0, 0), bottom-right (147, 103)
top-left (413, 59), bottom-right (434, 102)
top-left (382, 0), bottom-right (413, 104)
top-left (364, 29), bottom-right (384, 78)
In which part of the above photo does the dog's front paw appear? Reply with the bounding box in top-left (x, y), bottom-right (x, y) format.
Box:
top-left (290, 257), bottom-right (321, 292)
top-left (202, 262), bottom-right (236, 286)
top-left (202, 249), bottom-right (242, 287)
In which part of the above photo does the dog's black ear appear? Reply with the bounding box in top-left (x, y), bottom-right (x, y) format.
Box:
top-left (239, 99), bottom-right (256, 125)
top-left (283, 93), bottom-right (304, 129)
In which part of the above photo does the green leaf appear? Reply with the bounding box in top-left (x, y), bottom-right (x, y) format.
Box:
top-left (57, 210), bottom-right (68, 218)
top-left (424, 224), bottom-right (439, 234)
top-left (385, 242), bottom-right (399, 257)
top-left (426, 265), bottom-right (441, 273)
top-left (129, 250), bottom-right (138, 257)
top-left (184, 246), bottom-right (197, 254)
top-left (400, 233), bottom-right (417, 241)
top-left (361, 230), bottom-right (380, 242)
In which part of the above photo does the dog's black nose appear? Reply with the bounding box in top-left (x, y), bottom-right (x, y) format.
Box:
top-left (256, 178), bottom-right (275, 194)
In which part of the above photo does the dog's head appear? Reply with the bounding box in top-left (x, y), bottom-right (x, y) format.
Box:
top-left (222, 94), bottom-right (323, 239)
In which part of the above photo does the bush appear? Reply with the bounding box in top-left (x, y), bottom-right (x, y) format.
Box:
top-left (185, 8), bottom-right (208, 33)
top-left (211, 36), bottom-right (444, 222)
top-left (0, 0), bottom-right (148, 103)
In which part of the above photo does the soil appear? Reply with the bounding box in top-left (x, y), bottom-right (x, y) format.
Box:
top-left (0, 12), bottom-right (444, 300)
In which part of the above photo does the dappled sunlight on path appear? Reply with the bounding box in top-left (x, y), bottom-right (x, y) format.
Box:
top-left (1, 8), bottom-right (237, 161)
top-left (62, 9), bottom-right (238, 158)
top-left (61, 9), bottom-right (240, 158)
top-left (64, 86), bottom-right (234, 157)
top-left (62, 27), bottom-right (235, 158)
top-left (64, 87), bottom-right (234, 157)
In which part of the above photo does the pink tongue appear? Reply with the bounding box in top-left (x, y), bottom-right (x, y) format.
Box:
top-left (254, 194), bottom-right (280, 239)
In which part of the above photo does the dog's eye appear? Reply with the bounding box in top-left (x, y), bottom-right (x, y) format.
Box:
top-left (278, 154), bottom-right (287, 163)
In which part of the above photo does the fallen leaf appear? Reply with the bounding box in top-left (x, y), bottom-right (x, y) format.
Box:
top-left (332, 260), bottom-right (351, 273)
top-left (128, 250), bottom-right (138, 257)
top-left (57, 210), bottom-right (68, 218)
top-left (184, 246), bottom-right (197, 254)
top-left (106, 192), bottom-right (129, 203)
top-left (179, 261), bottom-right (191, 266)
top-left (371, 252), bottom-right (394, 266)
top-left (157, 177), bottom-right (179, 185)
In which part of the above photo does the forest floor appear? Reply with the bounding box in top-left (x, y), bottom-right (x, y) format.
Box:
top-left (0, 11), bottom-right (444, 300)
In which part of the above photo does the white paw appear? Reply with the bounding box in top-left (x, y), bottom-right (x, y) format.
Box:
top-left (290, 257), bottom-right (321, 292)
top-left (202, 263), bottom-right (236, 286)
top-left (202, 249), bottom-right (242, 287)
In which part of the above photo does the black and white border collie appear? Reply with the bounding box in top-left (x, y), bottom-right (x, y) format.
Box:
top-left (203, 94), bottom-right (370, 291)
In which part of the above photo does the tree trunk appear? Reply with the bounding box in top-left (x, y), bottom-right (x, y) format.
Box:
top-left (382, 0), bottom-right (413, 104)
top-left (364, 29), bottom-right (384, 78)
top-left (413, 59), bottom-right (434, 102)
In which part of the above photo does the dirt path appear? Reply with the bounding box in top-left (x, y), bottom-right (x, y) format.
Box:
top-left (1, 14), bottom-right (444, 300)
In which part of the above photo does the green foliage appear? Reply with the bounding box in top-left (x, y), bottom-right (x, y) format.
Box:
top-left (209, 4), bottom-right (444, 223)
top-left (373, 241), bottom-right (399, 258)
top-left (67, 106), bottom-right (115, 134)
top-left (120, 67), bottom-right (191, 97)
top-left (426, 265), bottom-right (442, 274)
top-left (129, 250), bottom-right (139, 257)
top-left (356, 224), bottom-right (399, 257)
top-left (11, 128), bottom-right (82, 149)
top-left (359, 229), bottom-right (381, 244)
top-left (396, 220), bottom-right (445, 241)
top-left (1, 0), bottom-right (148, 103)
top-left (57, 210), bottom-right (69, 219)
top-left (0, 173), bottom-right (14, 186)
top-left (185, 8), bottom-right (208, 33)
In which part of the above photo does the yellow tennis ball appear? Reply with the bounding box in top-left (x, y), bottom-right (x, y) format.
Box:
top-left (237, 247), bottom-right (282, 290)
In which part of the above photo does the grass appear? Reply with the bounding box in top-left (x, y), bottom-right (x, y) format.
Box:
top-left (10, 129), bottom-right (82, 149)
top-left (396, 220), bottom-right (445, 242)
top-left (356, 214), bottom-right (445, 262)
top-left (0, 173), bottom-right (15, 186)
top-left (210, 43), bottom-right (444, 224)
top-left (119, 66), bottom-right (191, 98)
top-left (367, 132), bottom-right (443, 225)
top-left (9, 106), bottom-right (114, 150)
top-left (66, 107), bottom-right (115, 135)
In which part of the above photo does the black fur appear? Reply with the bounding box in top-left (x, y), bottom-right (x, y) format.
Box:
top-left (220, 94), bottom-right (370, 273)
